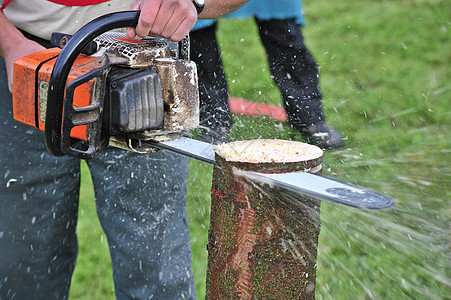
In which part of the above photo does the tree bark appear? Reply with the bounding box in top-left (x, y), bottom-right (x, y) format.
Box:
top-left (206, 139), bottom-right (323, 299)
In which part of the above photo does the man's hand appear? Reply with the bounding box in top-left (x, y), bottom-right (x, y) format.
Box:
top-left (127, 0), bottom-right (198, 42)
top-left (0, 13), bottom-right (46, 93)
top-left (3, 38), bottom-right (45, 93)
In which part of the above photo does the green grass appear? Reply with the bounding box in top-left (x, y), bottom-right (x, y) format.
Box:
top-left (70, 0), bottom-right (449, 298)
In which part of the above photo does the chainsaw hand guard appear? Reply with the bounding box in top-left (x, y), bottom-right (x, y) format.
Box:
top-left (61, 60), bottom-right (109, 158)
top-left (45, 11), bottom-right (142, 157)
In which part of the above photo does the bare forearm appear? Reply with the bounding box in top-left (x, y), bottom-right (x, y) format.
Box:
top-left (200, 0), bottom-right (250, 19)
top-left (0, 12), bottom-right (45, 91)
top-left (129, 0), bottom-right (250, 41)
top-left (0, 12), bottom-right (27, 58)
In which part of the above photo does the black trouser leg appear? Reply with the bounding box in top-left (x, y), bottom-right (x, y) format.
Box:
top-left (190, 23), bottom-right (232, 143)
top-left (256, 18), bottom-right (325, 127)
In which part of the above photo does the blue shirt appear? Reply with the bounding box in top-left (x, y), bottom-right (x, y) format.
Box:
top-left (193, 0), bottom-right (305, 31)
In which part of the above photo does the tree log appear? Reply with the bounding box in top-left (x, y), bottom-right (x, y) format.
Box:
top-left (206, 139), bottom-right (323, 299)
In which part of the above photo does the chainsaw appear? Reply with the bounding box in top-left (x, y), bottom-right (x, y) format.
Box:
top-left (12, 11), bottom-right (198, 159)
top-left (11, 11), bottom-right (395, 210)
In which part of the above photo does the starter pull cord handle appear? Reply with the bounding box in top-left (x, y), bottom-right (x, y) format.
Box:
top-left (45, 11), bottom-right (141, 157)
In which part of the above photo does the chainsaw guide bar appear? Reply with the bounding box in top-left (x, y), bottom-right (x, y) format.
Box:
top-left (146, 137), bottom-right (395, 210)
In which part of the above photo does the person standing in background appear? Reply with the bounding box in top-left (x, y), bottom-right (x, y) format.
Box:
top-left (191, 0), bottom-right (343, 149)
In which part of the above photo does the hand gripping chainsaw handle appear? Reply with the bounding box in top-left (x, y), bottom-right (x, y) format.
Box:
top-left (45, 11), bottom-right (191, 158)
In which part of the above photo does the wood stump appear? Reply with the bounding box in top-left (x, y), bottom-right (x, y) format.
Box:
top-left (206, 140), bottom-right (323, 300)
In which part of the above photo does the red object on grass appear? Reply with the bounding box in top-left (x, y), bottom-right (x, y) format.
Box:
top-left (228, 98), bottom-right (288, 122)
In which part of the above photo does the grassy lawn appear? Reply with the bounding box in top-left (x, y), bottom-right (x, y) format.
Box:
top-left (70, 0), bottom-right (449, 298)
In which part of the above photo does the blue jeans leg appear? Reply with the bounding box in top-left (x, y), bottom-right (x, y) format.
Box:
top-left (87, 149), bottom-right (196, 299)
top-left (0, 58), bottom-right (81, 300)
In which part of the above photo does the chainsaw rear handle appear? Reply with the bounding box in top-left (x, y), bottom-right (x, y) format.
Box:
top-left (45, 11), bottom-right (141, 156)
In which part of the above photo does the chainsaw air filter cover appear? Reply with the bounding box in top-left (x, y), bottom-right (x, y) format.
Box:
top-left (107, 67), bottom-right (164, 133)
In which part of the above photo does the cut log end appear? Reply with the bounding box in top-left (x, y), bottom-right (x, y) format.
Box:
top-left (214, 139), bottom-right (323, 173)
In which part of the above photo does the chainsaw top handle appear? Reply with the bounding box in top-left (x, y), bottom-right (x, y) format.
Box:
top-left (45, 11), bottom-right (141, 157)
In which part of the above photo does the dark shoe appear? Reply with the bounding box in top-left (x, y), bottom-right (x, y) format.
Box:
top-left (296, 122), bottom-right (343, 149)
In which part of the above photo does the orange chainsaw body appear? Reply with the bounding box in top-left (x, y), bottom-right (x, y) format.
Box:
top-left (12, 48), bottom-right (101, 140)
